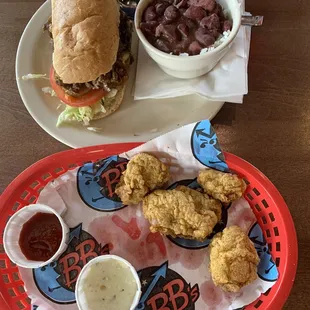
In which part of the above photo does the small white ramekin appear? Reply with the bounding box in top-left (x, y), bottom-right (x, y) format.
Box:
top-left (3, 203), bottom-right (69, 269)
top-left (75, 255), bottom-right (142, 310)
top-left (135, 0), bottom-right (242, 79)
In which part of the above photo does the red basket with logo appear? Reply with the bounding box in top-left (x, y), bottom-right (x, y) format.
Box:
top-left (0, 143), bottom-right (297, 309)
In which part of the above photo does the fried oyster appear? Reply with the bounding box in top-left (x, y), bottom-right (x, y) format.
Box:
top-left (198, 169), bottom-right (247, 203)
top-left (142, 187), bottom-right (221, 241)
top-left (115, 153), bottom-right (170, 205)
top-left (209, 226), bottom-right (260, 292)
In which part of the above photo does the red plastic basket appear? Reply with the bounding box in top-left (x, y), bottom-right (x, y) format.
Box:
top-left (0, 143), bottom-right (297, 310)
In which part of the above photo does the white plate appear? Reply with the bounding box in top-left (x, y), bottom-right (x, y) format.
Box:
top-left (15, 0), bottom-right (224, 148)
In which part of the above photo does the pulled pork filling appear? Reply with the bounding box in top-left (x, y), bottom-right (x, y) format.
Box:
top-left (44, 11), bottom-right (133, 98)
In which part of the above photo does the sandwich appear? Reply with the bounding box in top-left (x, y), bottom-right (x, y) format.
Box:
top-left (43, 0), bottom-right (133, 126)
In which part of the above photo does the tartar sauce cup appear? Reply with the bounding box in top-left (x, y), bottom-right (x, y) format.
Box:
top-left (3, 203), bottom-right (69, 269)
top-left (75, 255), bottom-right (142, 310)
top-left (135, 0), bottom-right (242, 79)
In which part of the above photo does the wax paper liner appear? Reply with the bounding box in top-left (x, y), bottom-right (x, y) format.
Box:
top-left (19, 120), bottom-right (278, 310)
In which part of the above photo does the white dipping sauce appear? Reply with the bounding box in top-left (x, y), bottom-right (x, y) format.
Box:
top-left (78, 258), bottom-right (138, 310)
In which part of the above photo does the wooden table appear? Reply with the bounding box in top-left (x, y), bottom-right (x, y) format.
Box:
top-left (0, 0), bottom-right (306, 309)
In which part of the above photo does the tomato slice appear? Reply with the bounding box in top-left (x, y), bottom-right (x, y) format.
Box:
top-left (49, 67), bottom-right (106, 107)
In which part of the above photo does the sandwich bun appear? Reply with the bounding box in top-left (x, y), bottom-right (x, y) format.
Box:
top-left (52, 0), bottom-right (120, 84)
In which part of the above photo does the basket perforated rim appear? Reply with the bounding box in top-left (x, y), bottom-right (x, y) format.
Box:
top-left (0, 143), bottom-right (298, 310)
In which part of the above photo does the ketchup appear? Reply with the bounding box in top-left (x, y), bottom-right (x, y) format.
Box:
top-left (19, 212), bottom-right (62, 261)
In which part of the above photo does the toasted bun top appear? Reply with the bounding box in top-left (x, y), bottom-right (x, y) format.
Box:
top-left (52, 0), bottom-right (120, 84)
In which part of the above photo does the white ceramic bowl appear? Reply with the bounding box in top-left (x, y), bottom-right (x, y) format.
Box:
top-left (75, 255), bottom-right (142, 310)
top-left (135, 0), bottom-right (242, 79)
top-left (3, 204), bottom-right (69, 269)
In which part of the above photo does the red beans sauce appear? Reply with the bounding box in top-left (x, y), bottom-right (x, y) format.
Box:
top-left (19, 212), bottom-right (62, 261)
top-left (140, 0), bottom-right (232, 55)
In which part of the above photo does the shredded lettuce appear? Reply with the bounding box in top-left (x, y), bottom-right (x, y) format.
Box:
top-left (22, 74), bottom-right (49, 80)
top-left (56, 98), bottom-right (112, 127)
top-left (42, 87), bottom-right (57, 97)
top-left (21, 71), bottom-right (119, 127)
top-left (57, 106), bottom-right (94, 127)
top-left (121, 52), bottom-right (131, 65)
top-left (87, 127), bottom-right (105, 133)
top-left (106, 88), bottom-right (118, 99)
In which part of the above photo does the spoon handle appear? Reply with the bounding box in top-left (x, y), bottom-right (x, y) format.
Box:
top-left (241, 15), bottom-right (264, 26)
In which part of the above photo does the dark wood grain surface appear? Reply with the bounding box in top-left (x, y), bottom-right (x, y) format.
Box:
top-left (0, 0), bottom-right (307, 309)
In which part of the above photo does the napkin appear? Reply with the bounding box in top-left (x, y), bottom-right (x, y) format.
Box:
top-left (134, 9), bottom-right (251, 103)
top-left (19, 120), bottom-right (278, 310)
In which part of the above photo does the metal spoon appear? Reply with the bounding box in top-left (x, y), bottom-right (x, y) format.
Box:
top-left (241, 15), bottom-right (264, 26)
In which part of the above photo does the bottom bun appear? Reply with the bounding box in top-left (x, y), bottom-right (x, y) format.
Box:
top-left (92, 84), bottom-right (126, 120)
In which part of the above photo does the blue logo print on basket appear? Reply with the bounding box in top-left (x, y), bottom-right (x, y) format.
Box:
top-left (77, 155), bottom-right (128, 211)
top-left (248, 222), bottom-right (279, 282)
top-left (191, 120), bottom-right (229, 172)
top-left (137, 261), bottom-right (199, 309)
top-left (33, 224), bottom-right (109, 304)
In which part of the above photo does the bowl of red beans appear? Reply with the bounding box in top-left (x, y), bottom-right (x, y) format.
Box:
top-left (135, 0), bottom-right (241, 78)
